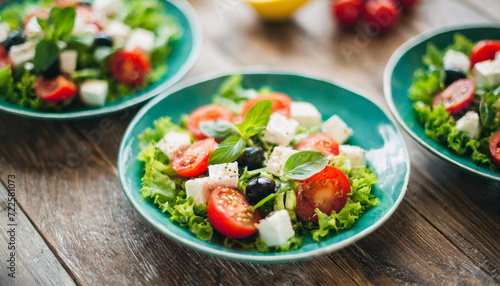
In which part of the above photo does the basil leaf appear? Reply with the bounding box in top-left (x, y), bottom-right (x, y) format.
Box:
top-left (208, 136), bottom-right (246, 165)
top-left (283, 151), bottom-right (329, 180)
top-left (241, 99), bottom-right (272, 137)
top-left (36, 18), bottom-right (51, 35)
top-left (199, 120), bottom-right (240, 141)
top-left (34, 40), bottom-right (60, 72)
top-left (50, 7), bottom-right (76, 40)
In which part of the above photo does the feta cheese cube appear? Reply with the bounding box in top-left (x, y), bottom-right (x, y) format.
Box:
top-left (339, 145), bottom-right (366, 167)
top-left (321, 115), bottom-right (353, 144)
top-left (290, 102), bottom-right (322, 127)
top-left (59, 50), bottom-right (78, 74)
top-left (208, 162), bottom-right (239, 189)
top-left (104, 21), bottom-right (131, 47)
top-left (257, 210), bottom-right (294, 247)
top-left (265, 147), bottom-right (298, 177)
top-left (156, 131), bottom-right (191, 158)
top-left (24, 17), bottom-right (44, 39)
top-left (456, 111), bottom-right (481, 139)
top-left (443, 49), bottom-right (470, 73)
top-left (0, 23), bottom-right (10, 43)
top-left (92, 0), bottom-right (123, 16)
top-left (125, 28), bottom-right (156, 54)
top-left (79, 80), bottom-right (109, 107)
top-left (8, 41), bottom-right (37, 66)
top-left (474, 59), bottom-right (500, 89)
top-left (185, 177), bottom-right (211, 205)
top-left (263, 113), bottom-right (299, 146)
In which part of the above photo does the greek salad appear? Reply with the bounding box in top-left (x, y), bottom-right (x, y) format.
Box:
top-left (138, 75), bottom-right (379, 252)
top-left (409, 34), bottom-right (500, 171)
top-left (0, 0), bottom-right (180, 110)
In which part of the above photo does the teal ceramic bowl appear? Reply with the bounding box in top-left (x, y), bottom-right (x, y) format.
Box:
top-left (384, 24), bottom-right (500, 181)
top-left (0, 0), bottom-right (202, 119)
top-left (118, 70), bottom-right (410, 262)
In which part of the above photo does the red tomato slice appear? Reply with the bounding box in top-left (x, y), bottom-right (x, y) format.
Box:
top-left (332, 0), bottom-right (364, 27)
top-left (295, 133), bottom-right (340, 158)
top-left (295, 166), bottom-right (351, 223)
top-left (171, 138), bottom-right (217, 177)
top-left (33, 75), bottom-right (77, 103)
top-left (470, 40), bottom-right (500, 69)
top-left (187, 105), bottom-right (235, 140)
top-left (364, 0), bottom-right (401, 32)
top-left (207, 187), bottom-right (261, 239)
top-left (490, 131), bottom-right (500, 166)
top-left (0, 46), bottom-right (12, 70)
top-left (241, 92), bottom-right (292, 118)
top-left (432, 79), bottom-right (475, 115)
top-left (110, 49), bottom-right (151, 86)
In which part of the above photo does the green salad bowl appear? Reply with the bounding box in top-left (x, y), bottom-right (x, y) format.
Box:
top-left (384, 24), bottom-right (500, 181)
top-left (118, 70), bottom-right (410, 262)
top-left (0, 0), bottom-right (202, 119)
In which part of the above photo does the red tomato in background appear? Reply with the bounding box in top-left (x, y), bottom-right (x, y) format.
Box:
top-left (490, 131), bottom-right (500, 166)
top-left (470, 40), bottom-right (500, 69)
top-left (207, 187), bottom-right (261, 239)
top-left (187, 105), bottom-right (235, 140)
top-left (0, 46), bottom-right (12, 70)
top-left (24, 8), bottom-right (50, 27)
top-left (332, 0), bottom-right (364, 27)
top-left (241, 92), bottom-right (292, 118)
top-left (364, 0), bottom-right (401, 32)
top-left (171, 138), bottom-right (217, 177)
top-left (295, 166), bottom-right (351, 223)
top-left (33, 75), bottom-right (77, 103)
top-left (110, 49), bottom-right (151, 86)
top-left (295, 133), bottom-right (340, 158)
top-left (432, 79), bottom-right (475, 115)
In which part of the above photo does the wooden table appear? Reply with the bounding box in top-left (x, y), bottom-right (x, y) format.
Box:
top-left (1, 0), bottom-right (499, 285)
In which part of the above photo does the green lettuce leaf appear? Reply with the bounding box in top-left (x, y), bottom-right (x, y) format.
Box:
top-left (408, 69), bottom-right (442, 104)
top-left (212, 75), bottom-right (257, 113)
top-left (138, 116), bottom-right (188, 149)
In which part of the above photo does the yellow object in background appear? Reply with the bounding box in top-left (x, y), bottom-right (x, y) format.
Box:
top-left (245, 0), bottom-right (310, 22)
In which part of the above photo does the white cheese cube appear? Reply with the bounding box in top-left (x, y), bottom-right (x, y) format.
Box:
top-left (0, 23), bottom-right (10, 43)
top-left (59, 50), bottom-right (78, 74)
top-left (24, 17), bottom-right (44, 39)
top-left (104, 21), bottom-right (131, 47)
top-left (290, 102), bottom-right (322, 127)
top-left (321, 115), bottom-right (353, 144)
top-left (185, 177), bottom-right (211, 205)
top-left (339, 145), bottom-right (366, 167)
top-left (265, 147), bottom-right (298, 177)
top-left (263, 113), bottom-right (299, 146)
top-left (208, 162), bottom-right (239, 189)
top-left (257, 210), bottom-right (294, 247)
top-left (474, 59), bottom-right (500, 89)
top-left (125, 28), bottom-right (156, 54)
top-left (456, 111), bottom-right (481, 139)
top-left (79, 80), bottom-right (109, 107)
top-left (8, 41), bottom-right (37, 66)
top-left (443, 49), bottom-right (470, 73)
top-left (92, 0), bottom-right (123, 16)
top-left (156, 131), bottom-right (191, 159)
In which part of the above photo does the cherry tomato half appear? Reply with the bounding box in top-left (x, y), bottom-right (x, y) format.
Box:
top-left (0, 46), bottom-right (12, 70)
top-left (171, 138), bottom-right (218, 177)
top-left (110, 49), bottom-right (151, 86)
top-left (490, 131), bottom-right (500, 166)
top-left (241, 92), bottom-right (292, 118)
top-left (296, 166), bottom-right (351, 223)
top-left (432, 79), bottom-right (475, 115)
top-left (295, 133), bottom-right (340, 158)
top-left (187, 105), bottom-right (235, 140)
top-left (470, 40), bottom-right (500, 69)
top-left (332, 0), bottom-right (364, 28)
top-left (207, 187), bottom-right (261, 239)
top-left (33, 75), bottom-right (77, 103)
top-left (364, 0), bottom-right (401, 33)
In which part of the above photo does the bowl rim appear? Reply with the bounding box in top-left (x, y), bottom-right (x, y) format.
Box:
top-left (0, 0), bottom-right (203, 120)
top-left (118, 67), bottom-right (411, 262)
top-left (383, 23), bottom-right (500, 182)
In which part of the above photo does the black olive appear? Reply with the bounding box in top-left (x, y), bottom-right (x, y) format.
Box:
top-left (2, 31), bottom-right (26, 51)
top-left (94, 33), bottom-right (113, 47)
top-left (245, 177), bottom-right (276, 205)
top-left (43, 59), bottom-right (60, 79)
top-left (237, 147), bottom-right (265, 171)
top-left (444, 68), bottom-right (466, 86)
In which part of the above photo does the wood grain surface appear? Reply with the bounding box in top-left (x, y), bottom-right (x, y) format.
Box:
top-left (1, 0), bottom-right (499, 285)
